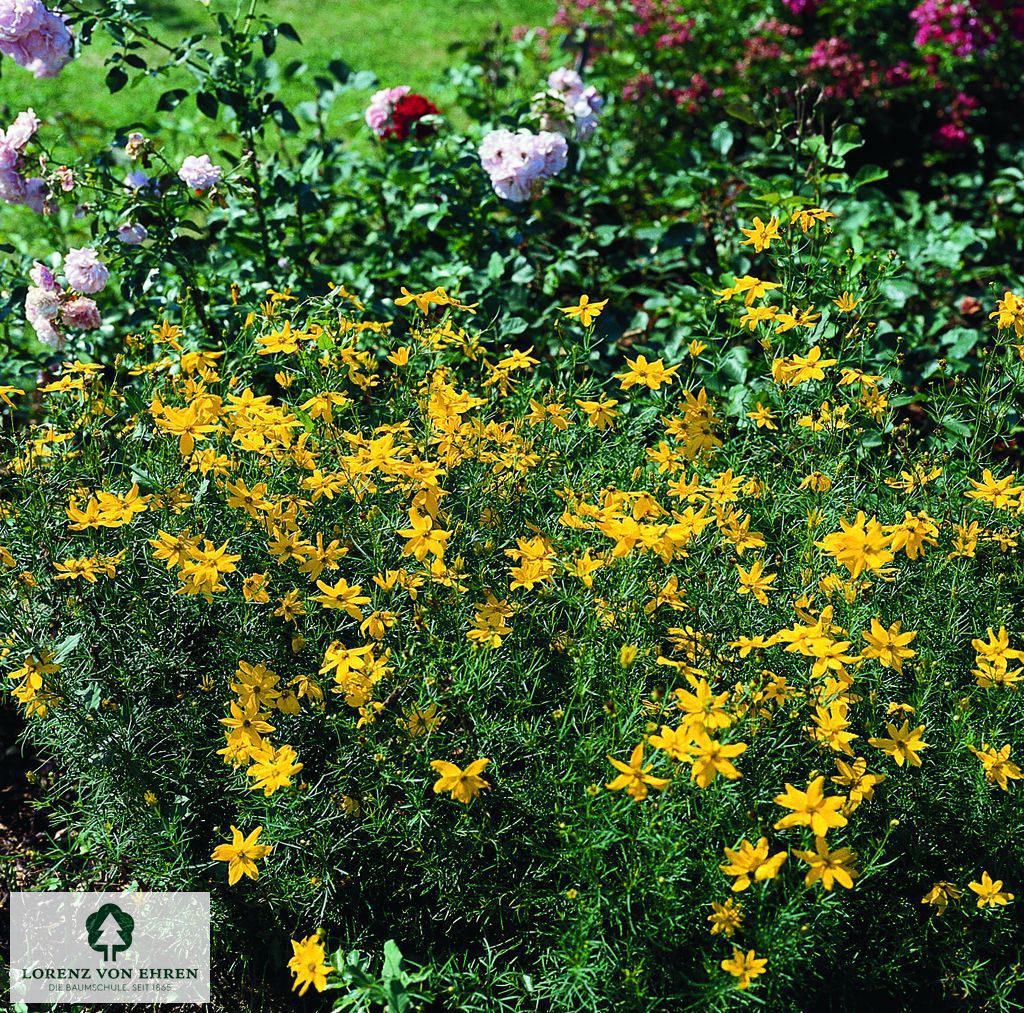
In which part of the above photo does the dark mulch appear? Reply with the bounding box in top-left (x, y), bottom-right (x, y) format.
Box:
top-left (0, 703), bottom-right (50, 928)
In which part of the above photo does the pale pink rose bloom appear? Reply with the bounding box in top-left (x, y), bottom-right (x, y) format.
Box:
top-left (4, 107), bottom-right (39, 148)
top-left (29, 259), bottom-right (58, 290)
top-left (25, 284), bottom-right (60, 322)
top-left (62, 295), bottom-right (101, 330)
top-left (32, 315), bottom-right (61, 347)
top-left (0, 0), bottom-right (46, 42)
top-left (479, 128), bottom-right (569, 202)
top-left (63, 246), bottom-right (109, 294)
top-left (118, 222), bottom-right (148, 245)
top-left (365, 86), bottom-right (409, 136)
top-left (178, 153), bottom-right (221, 191)
top-left (1, 9), bottom-right (73, 78)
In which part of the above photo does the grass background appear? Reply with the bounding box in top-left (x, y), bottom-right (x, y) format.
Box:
top-left (0, 0), bottom-right (554, 143)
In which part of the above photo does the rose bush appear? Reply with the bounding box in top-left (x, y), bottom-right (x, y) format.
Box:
top-left (0, 0), bottom-right (1020, 412)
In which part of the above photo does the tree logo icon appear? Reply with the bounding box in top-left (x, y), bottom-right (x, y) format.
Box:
top-left (85, 903), bottom-right (135, 962)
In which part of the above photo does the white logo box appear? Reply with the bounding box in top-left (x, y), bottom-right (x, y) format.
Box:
top-left (10, 891), bottom-right (210, 1004)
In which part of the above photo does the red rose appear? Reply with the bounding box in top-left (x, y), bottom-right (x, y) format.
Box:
top-left (383, 93), bottom-right (440, 142)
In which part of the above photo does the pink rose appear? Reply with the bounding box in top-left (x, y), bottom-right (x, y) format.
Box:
top-left (63, 246), bottom-right (109, 294)
top-left (62, 295), bottom-right (101, 330)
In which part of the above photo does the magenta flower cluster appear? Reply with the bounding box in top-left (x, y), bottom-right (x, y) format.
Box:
top-left (909, 0), bottom-right (997, 56)
top-left (553, 0), bottom-right (695, 52)
top-left (805, 36), bottom-right (875, 100)
top-left (782, 0), bottom-right (821, 15)
top-left (0, 0), bottom-right (72, 78)
top-left (478, 128), bottom-right (568, 203)
top-left (629, 0), bottom-right (695, 49)
top-left (0, 108), bottom-right (46, 211)
top-left (935, 90), bottom-right (980, 148)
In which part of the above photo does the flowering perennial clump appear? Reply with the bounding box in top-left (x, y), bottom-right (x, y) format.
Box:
top-left (2, 202), bottom-right (1023, 1007)
top-left (535, 67), bottom-right (604, 140)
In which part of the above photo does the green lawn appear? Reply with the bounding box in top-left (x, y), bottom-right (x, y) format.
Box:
top-left (0, 0), bottom-right (554, 144)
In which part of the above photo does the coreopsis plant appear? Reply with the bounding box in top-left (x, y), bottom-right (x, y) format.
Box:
top-left (2, 221), bottom-right (1023, 1008)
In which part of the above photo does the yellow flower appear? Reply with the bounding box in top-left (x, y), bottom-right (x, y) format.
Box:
top-left (794, 836), bottom-right (859, 890)
top-left (575, 396), bottom-right (620, 431)
top-left (809, 701), bottom-right (857, 756)
top-left (246, 743), bottom-right (303, 796)
top-left (969, 743), bottom-right (1023, 791)
top-left (219, 698), bottom-right (276, 746)
top-left (739, 216), bottom-right (780, 253)
top-left (714, 275), bottom-right (780, 305)
top-left (707, 899), bottom-right (744, 937)
top-left (647, 724), bottom-right (696, 762)
top-left (605, 744), bottom-right (670, 801)
top-left (720, 948), bottom-right (767, 990)
top-left (614, 354), bottom-right (680, 391)
top-left (674, 678), bottom-right (733, 734)
top-left (833, 292), bottom-right (861, 313)
top-left (778, 346), bottom-right (838, 385)
top-left (868, 721), bottom-right (930, 767)
top-left (860, 620), bottom-right (917, 673)
top-left (0, 385), bottom-right (25, 409)
top-left (395, 286), bottom-right (477, 314)
top-left (735, 559), bottom-right (777, 605)
top-left (558, 294), bottom-right (608, 327)
top-left (968, 871), bottom-right (1014, 908)
top-left (790, 207), bottom-right (835, 232)
top-left (242, 572), bottom-right (271, 603)
top-left (287, 934), bottom-right (333, 996)
top-left (921, 881), bottom-right (962, 915)
top-left (431, 758), bottom-right (491, 804)
top-left (965, 469), bottom-right (1023, 509)
top-left (399, 703), bottom-right (444, 738)
top-left (312, 577), bottom-right (371, 619)
top-left (746, 402), bottom-right (777, 429)
top-left (832, 757), bottom-right (885, 810)
top-left (210, 825), bottom-right (273, 886)
top-left (720, 837), bottom-right (787, 892)
top-left (816, 511), bottom-right (895, 578)
top-left (989, 291), bottom-right (1024, 336)
top-left (774, 776), bottom-right (848, 836)
top-left (887, 511), bottom-right (939, 560)
top-left (398, 507), bottom-right (451, 561)
top-left (689, 733), bottom-right (746, 788)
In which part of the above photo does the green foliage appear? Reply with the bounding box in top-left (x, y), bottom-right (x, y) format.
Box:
top-left (327, 940), bottom-right (432, 1012)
